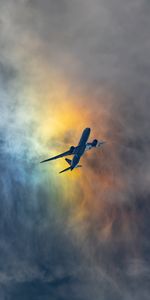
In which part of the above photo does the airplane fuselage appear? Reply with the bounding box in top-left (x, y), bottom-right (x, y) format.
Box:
top-left (40, 127), bottom-right (105, 174)
top-left (70, 128), bottom-right (91, 170)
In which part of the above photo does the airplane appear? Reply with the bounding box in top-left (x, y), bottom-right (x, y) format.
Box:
top-left (40, 128), bottom-right (105, 174)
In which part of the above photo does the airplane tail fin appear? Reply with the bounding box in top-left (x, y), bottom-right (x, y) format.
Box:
top-left (59, 166), bottom-right (71, 174)
top-left (65, 158), bottom-right (72, 165)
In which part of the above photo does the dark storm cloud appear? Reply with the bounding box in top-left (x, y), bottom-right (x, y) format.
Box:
top-left (0, 0), bottom-right (150, 299)
top-left (13, 0), bottom-right (150, 88)
top-left (0, 61), bottom-right (18, 87)
top-left (0, 155), bottom-right (124, 300)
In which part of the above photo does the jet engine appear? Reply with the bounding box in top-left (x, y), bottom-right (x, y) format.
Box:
top-left (70, 146), bottom-right (75, 153)
top-left (92, 139), bottom-right (98, 147)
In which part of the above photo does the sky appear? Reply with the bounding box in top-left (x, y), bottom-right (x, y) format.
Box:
top-left (0, 0), bottom-right (150, 299)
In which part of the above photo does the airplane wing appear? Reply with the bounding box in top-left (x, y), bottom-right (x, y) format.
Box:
top-left (40, 149), bottom-right (73, 163)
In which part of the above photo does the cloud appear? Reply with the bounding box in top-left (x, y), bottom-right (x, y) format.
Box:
top-left (0, 0), bottom-right (150, 299)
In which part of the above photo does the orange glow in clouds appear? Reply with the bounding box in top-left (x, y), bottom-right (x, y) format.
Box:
top-left (24, 67), bottom-right (126, 242)
top-left (34, 78), bottom-right (125, 241)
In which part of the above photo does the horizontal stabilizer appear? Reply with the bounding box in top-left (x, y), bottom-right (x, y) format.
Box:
top-left (59, 166), bottom-right (71, 174)
top-left (59, 164), bottom-right (82, 174)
